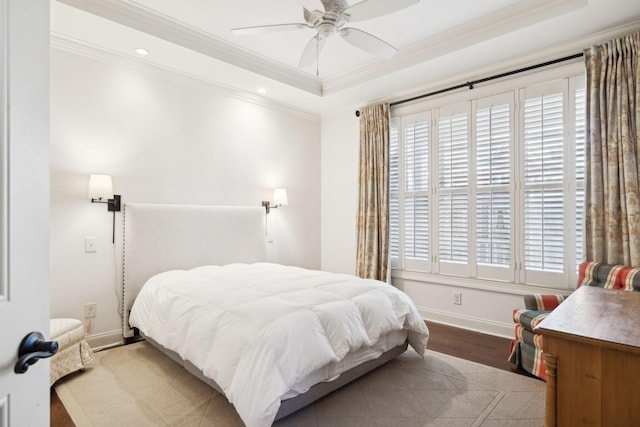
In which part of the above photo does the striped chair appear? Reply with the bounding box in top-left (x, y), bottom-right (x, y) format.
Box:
top-left (508, 261), bottom-right (640, 380)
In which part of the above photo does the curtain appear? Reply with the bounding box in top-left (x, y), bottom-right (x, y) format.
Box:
top-left (356, 103), bottom-right (390, 280)
top-left (585, 31), bottom-right (640, 266)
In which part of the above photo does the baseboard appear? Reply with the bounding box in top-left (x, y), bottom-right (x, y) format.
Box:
top-left (86, 329), bottom-right (124, 351)
top-left (418, 307), bottom-right (513, 339)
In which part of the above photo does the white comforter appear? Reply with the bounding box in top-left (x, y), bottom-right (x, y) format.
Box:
top-left (129, 263), bottom-right (429, 427)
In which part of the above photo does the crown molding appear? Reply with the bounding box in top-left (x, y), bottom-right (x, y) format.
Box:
top-left (55, 0), bottom-right (634, 102)
top-left (56, 0), bottom-right (323, 96)
top-left (321, 0), bottom-right (588, 95)
top-left (379, 19), bottom-right (640, 112)
top-left (54, 0), bottom-right (587, 97)
top-left (50, 33), bottom-right (321, 123)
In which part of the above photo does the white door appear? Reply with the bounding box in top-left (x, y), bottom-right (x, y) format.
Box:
top-left (0, 0), bottom-right (51, 426)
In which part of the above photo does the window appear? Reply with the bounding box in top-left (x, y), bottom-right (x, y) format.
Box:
top-left (475, 93), bottom-right (514, 282)
top-left (389, 119), bottom-right (400, 261)
top-left (392, 113), bottom-right (431, 271)
top-left (575, 85), bottom-right (586, 269)
top-left (390, 71), bottom-right (585, 290)
top-left (437, 105), bottom-right (470, 276)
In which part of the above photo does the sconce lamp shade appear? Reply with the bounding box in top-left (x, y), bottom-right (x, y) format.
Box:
top-left (89, 174), bottom-right (113, 200)
top-left (273, 188), bottom-right (288, 206)
top-left (261, 188), bottom-right (288, 214)
top-left (88, 173), bottom-right (121, 243)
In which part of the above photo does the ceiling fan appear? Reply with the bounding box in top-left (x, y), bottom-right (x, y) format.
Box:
top-left (231, 0), bottom-right (420, 69)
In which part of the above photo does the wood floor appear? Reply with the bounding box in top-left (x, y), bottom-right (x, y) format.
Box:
top-left (425, 321), bottom-right (526, 374)
top-left (50, 321), bottom-right (530, 426)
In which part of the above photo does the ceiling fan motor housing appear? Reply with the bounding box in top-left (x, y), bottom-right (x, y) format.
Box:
top-left (320, 0), bottom-right (350, 14)
top-left (312, 1), bottom-right (347, 39)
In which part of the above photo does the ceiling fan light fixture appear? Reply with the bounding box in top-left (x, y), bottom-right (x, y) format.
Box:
top-left (317, 22), bottom-right (336, 38)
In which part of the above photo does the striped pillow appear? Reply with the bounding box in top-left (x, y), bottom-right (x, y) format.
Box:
top-left (618, 266), bottom-right (640, 291)
top-left (577, 261), bottom-right (600, 287)
top-left (578, 261), bottom-right (640, 290)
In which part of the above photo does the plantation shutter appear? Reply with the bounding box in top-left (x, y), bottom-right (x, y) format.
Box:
top-left (521, 82), bottom-right (567, 285)
top-left (475, 93), bottom-right (514, 281)
top-left (389, 72), bottom-right (584, 291)
top-left (437, 106), bottom-right (470, 275)
top-left (404, 113), bottom-right (430, 270)
top-left (574, 84), bottom-right (586, 270)
top-left (389, 119), bottom-right (400, 265)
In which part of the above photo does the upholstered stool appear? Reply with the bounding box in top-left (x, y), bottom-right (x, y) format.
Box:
top-left (50, 318), bottom-right (94, 385)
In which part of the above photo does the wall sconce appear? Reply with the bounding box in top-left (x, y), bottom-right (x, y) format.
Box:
top-left (262, 188), bottom-right (288, 214)
top-left (89, 174), bottom-right (121, 243)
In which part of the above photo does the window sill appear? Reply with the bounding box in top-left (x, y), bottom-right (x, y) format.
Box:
top-left (391, 268), bottom-right (574, 297)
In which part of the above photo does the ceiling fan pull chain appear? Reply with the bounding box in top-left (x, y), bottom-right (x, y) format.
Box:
top-left (316, 36), bottom-right (319, 77)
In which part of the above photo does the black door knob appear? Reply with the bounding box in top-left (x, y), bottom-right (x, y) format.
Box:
top-left (14, 331), bottom-right (58, 374)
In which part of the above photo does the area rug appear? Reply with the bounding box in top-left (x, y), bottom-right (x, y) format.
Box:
top-left (54, 341), bottom-right (545, 426)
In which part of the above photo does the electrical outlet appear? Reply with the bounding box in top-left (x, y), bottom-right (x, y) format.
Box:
top-left (453, 292), bottom-right (462, 305)
top-left (84, 302), bottom-right (97, 318)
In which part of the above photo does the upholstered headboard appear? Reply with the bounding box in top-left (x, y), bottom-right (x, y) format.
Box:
top-left (122, 203), bottom-right (267, 338)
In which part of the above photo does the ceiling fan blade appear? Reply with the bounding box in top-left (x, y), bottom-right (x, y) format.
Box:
top-left (344, 0), bottom-right (420, 22)
top-left (298, 35), bottom-right (326, 68)
top-left (339, 27), bottom-right (397, 59)
top-left (231, 23), bottom-right (310, 35)
top-left (298, 0), bottom-right (324, 12)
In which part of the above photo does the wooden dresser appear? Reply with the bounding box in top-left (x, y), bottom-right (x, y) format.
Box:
top-left (536, 285), bottom-right (640, 426)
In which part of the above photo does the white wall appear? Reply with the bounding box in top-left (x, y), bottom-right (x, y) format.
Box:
top-left (320, 111), bottom-right (359, 275)
top-left (50, 48), bottom-right (321, 346)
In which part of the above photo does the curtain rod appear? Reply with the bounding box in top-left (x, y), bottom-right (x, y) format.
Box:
top-left (355, 52), bottom-right (584, 117)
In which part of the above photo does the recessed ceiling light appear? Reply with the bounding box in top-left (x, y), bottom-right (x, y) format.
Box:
top-left (257, 88), bottom-right (267, 94)
top-left (135, 48), bottom-right (149, 56)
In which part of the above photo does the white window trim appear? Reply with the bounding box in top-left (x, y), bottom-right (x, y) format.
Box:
top-left (391, 268), bottom-right (574, 297)
top-left (390, 62), bottom-right (585, 293)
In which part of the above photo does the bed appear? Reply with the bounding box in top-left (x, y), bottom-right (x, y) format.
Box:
top-left (122, 203), bottom-right (429, 427)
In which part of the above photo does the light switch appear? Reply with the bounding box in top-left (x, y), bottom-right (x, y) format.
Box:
top-left (85, 237), bottom-right (97, 253)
